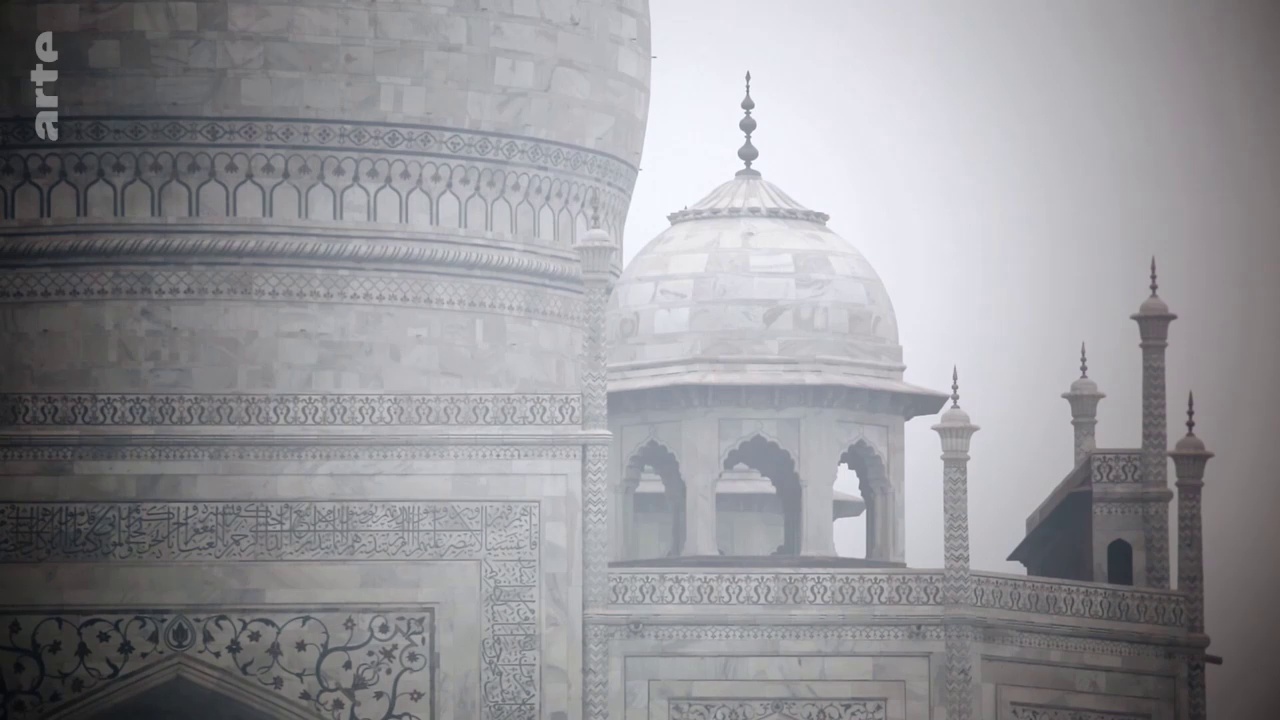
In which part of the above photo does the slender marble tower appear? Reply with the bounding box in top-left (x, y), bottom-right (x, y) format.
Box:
top-left (1131, 259), bottom-right (1176, 588)
top-left (1169, 393), bottom-right (1213, 720)
top-left (933, 369), bottom-right (980, 720)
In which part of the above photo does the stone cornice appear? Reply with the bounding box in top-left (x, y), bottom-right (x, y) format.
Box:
top-left (0, 116), bottom-right (638, 191)
top-left (0, 222), bottom-right (584, 287)
top-left (608, 383), bottom-right (943, 420)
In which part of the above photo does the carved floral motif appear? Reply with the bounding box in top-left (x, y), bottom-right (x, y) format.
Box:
top-left (0, 610), bottom-right (432, 720)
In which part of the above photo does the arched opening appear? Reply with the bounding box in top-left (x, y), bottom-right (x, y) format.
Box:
top-left (837, 441), bottom-right (886, 560)
top-left (623, 440), bottom-right (686, 559)
top-left (89, 676), bottom-right (280, 720)
top-left (1107, 539), bottom-right (1134, 586)
top-left (719, 435), bottom-right (802, 556)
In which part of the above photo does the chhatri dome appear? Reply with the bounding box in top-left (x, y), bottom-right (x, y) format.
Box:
top-left (608, 73), bottom-right (927, 400)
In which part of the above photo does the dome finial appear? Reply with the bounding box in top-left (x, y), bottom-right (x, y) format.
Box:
top-left (736, 71), bottom-right (760, 177)
top-left (950, 366), bottom-right (960, 408)
top-left (1185, 391), bottom-right (1196, 436)
top-left (1079, 342), bottom-right (1088, 379)
top-left (1150, 256), bottom-right (1159, 297)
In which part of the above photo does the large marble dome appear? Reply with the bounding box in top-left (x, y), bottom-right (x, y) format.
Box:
top-left (607, 154), bottom-right (907, 392)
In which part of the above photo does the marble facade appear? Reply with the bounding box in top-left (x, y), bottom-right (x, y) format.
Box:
top-left (0, 1), bottom-right (1213, 719)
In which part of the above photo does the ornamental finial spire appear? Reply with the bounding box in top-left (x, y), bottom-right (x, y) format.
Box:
top-left (950, 366), bottom-right (960, 408)
top-left (1150, 256), bottom-right (1159, 297)
top-left (1080, 342), bottom-right (1089, 378)
top-left (736, 71), bottom-right (760, 177)
top-left (1186, 391), bottom-right (1196, 436)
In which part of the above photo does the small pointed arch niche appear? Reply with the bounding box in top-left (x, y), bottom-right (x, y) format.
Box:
top-left (837, 439), bottom-right (887, 560)
top-left (622, 439), bottom-right (687, 560)
top-left (719, 434), bottom-right (802, 557)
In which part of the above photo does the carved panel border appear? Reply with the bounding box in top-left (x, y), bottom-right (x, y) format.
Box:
top-left (0, 266), bottom-right (585, 323)
top-left (0, 443), bottom-right (581, 462)
top-left (0, 394), bottom-right (582, 427)
top-left (0, 500), bottom-right (539, 720)
top-left (1009, 703), bottom-right (1150, 720)
top-left (607, 572), bottom-right (945, 606)
top-left (978, 627), bottom-right (1175, 659)
top-left (584, 623), bottom-right (945, 720)
top-left (970, 574), bottom-right (1186, 627)
top-left (669, 699), bottom-right (889, 720)
top-left (0, 607), bottom-right (434, 720)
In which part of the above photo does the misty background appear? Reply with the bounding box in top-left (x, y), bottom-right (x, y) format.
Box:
top-left (627, 1), bottom-right (1280, 715)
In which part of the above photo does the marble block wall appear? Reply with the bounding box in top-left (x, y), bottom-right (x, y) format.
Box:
top-left (0, 444), bottom-right (583, 720)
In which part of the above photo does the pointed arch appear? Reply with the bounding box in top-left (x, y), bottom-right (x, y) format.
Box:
top-left (721, 434), bottom-right (803, 556)
top-left (623, 439), bottom-right (687, 559)
top-left (47, 654), bottom-right (322, 720)
top-left (838, 438), bottom-right (888, 560)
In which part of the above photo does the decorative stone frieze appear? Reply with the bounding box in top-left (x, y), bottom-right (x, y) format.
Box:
top-left (0, 266), bottom-right (584, 323)
top-left (0, 393), bottom-right (582, 427)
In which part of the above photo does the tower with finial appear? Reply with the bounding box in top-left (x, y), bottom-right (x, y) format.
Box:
top-left (1063, 342), bottom-right (1106, 466)
top-left (1169, 392), bottom-right (1213, 720)
top-left (736, 71), bottom-right (760, 177)
top-left (1131, 257), bottom-right (1177, 588)
top-left (932, 367), bottom-right (979, 720)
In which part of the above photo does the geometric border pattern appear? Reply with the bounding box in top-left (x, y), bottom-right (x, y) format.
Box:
top-left (0, 443), bottom-right (581, 462)
top-left (0, 393), bottom-right (582, 427)
top-left (668, 699), bottom-right (888, 720)
top-left (1009, 703), bottom-right (1150, 720)
top-left (0, 500), bottom-right (539, 720)
top-left (0, 117), bottom-right (637, 190)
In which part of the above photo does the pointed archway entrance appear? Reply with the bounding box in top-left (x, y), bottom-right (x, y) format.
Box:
top-left (46, 654), bottom-right (324, 720)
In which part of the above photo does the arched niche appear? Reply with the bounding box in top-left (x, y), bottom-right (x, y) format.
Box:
top-left (720, 434), bottom-right (802, 556)
top-left (838, 439), bottom-right (888, 560)
top-left (1107, 538), bottom-right (1134, 586)
top-left (46, 654), bottom-right (322, 720)
top-left (623, 439), bottom-right (687, 559)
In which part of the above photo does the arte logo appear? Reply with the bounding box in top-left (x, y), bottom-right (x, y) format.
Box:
top-left (32, 32), bottom-right (58, 141)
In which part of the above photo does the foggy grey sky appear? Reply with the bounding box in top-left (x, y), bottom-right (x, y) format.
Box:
top-left (629, 1), bottom-right (1280, 715)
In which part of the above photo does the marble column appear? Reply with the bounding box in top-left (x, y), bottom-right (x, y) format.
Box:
top-left (1131, 259), bottom-right (1176, 588)
top-left (680, 416), bottom-right (720, 556)
top-left (932, 370), bottom-right (979, 720)
top-left (800, 426), bottom-right (836, 555)
top-left (1062, 343), bottom-right (1105, 466)
top-left (1169, 393), bottom-right (1213, 720)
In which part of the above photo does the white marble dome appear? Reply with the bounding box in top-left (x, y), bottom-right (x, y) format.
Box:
top-left (607, 170), bottom-right (908, 391)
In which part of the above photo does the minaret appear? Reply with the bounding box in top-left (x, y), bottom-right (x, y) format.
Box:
top-left (576, 204), bottom-right (618, 609)
top-left (1062, 343), bottom-right (1105, 466)
top-left (1169, 393), bottom-right (1213, 720)
top-left (1130, 258), bottom-right (1176, 588)
top-left (933, 368), bottom-right (980, 720)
